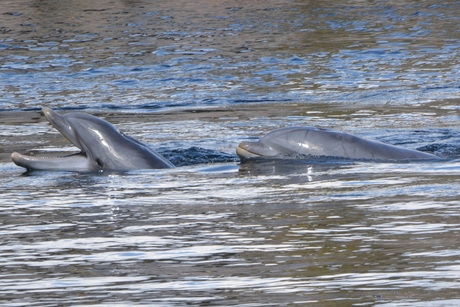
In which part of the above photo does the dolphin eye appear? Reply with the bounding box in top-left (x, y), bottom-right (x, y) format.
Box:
top-left (95, 158), bottom-right (104, 169)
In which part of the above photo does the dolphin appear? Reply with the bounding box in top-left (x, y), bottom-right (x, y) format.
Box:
top-left (236, 126), bottom-right (439, 161)
top-left (11, 108), bottom-right (174, 171)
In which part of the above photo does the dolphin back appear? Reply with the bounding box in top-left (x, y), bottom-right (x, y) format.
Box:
top-left (258, 127), bottom-right (437, 160)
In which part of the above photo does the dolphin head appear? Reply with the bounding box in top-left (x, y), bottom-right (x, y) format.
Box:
top-left (12, 108), bottom-right (174, 171)
top-left (236, 141), bottom-right (280, 159)
top-left (236, 127), bottom-right (310, 160)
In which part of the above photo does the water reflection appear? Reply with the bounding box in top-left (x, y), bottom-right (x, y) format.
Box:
top-left (239, 158), bottom-right (354, 182)
top-left (1, 156), bottom-right (460, 305)
top-left (1, 0), bottom-right (460, 305)
top-left (0, 0), bottom-right (458, 110)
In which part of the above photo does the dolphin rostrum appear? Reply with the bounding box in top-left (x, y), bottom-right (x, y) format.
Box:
top-left (236, 126), bottom-right (439, 161)
top-left (12, 108), bottom-right (174, 171)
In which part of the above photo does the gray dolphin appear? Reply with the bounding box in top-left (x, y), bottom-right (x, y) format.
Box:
top-left (237, 126), bottom-right (439, 161)
top-left (11, 108), bottom-right (174, 171)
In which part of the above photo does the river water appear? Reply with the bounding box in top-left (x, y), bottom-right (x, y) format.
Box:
top-left (1, 0), bottom-right (460, 306)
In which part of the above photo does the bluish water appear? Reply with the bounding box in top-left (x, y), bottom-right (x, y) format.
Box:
top-left (1, 0), bottom-right (458, 111)
top-left (1, 0), bottom-right (460, 306)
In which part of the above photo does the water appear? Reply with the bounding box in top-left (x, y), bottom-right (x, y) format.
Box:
top-left (1, 0), bottom-right (460, 305)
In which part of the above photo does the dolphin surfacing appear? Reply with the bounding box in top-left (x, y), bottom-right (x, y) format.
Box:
top-left (12, 108), bottom-right (174, 171)
top-left (236, 126), bottom-right (438, 161)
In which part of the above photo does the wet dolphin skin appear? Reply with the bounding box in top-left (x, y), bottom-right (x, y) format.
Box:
top-left (12, 108), bottom-right (174, 171)
top-left (237, 126), bottom-right (438, 161)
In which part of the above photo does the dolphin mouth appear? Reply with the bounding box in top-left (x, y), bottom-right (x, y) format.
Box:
top-left (11, 151), bottom-right (90, 171)
top-left (11, 108), bottom-right (90, 171)
top-left (236, 142), bottom-right (264, 159)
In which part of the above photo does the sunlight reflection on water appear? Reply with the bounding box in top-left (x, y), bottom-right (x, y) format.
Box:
top-left (1, 0), bottom-right (460, 305)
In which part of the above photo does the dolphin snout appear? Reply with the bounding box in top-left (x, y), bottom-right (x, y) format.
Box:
top-left (236, 141), bottom-right (264, 159)
top-left (11, 152), bottom-right (27, 168)
top-left (42, 107), bottom-right (62, 124)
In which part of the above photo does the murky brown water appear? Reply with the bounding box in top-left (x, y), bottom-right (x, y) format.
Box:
top-left (1, 0), bottom-right (459, 305)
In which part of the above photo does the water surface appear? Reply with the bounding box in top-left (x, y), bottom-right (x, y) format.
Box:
top-left (1, 0), bottom-right (460, 305)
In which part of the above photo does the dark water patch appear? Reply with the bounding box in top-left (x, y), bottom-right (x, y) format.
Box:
top-left (417, 144), bottom-right (460, 158)
top-left (161, 147), bottom-right (238, 167)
